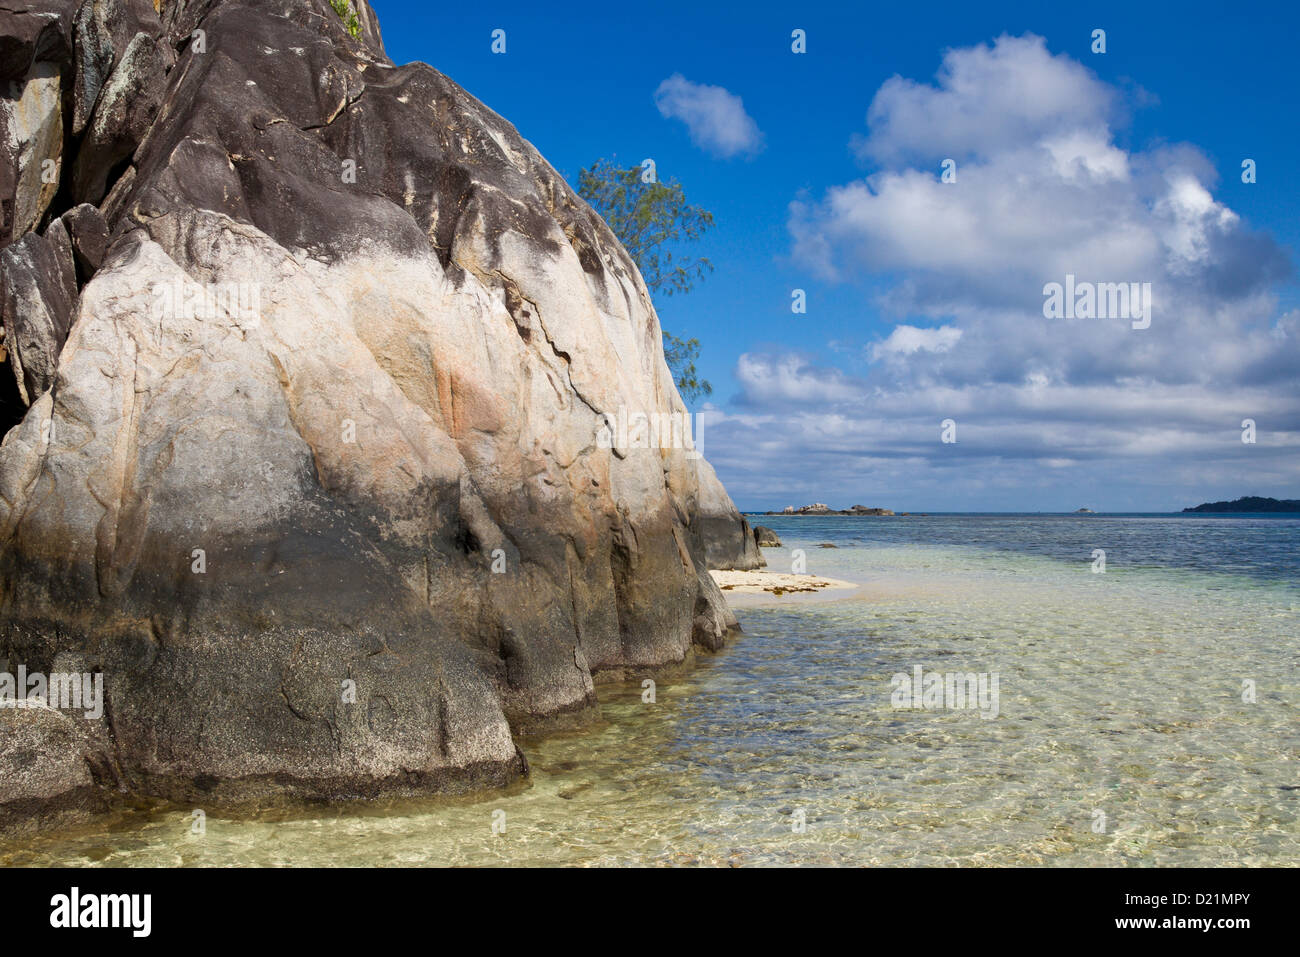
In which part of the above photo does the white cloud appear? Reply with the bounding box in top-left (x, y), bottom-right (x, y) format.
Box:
top-left (708, 372), bottom-right (1300, 510)
top-left (728, 33), bottom-right (1300, 510)
top-left (787, 34), bottom-right (1292, 385)
top-left (871, 324), bottom-right (963, 361)
top-left (654, 74), bottom-right (763, 158)
top-left (857, 34), bottom-right (1115, 165)
top-left (735, 353), bottom-right (860, 404)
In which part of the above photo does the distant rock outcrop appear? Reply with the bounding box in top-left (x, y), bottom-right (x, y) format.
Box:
top-left (0, 0), bottom-right (758, 828)
top-left (770, 504), bottom-right (894, 516)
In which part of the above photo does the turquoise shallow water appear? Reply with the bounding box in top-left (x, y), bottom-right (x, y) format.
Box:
top-left (4, 515), bottom-right (1297, 866)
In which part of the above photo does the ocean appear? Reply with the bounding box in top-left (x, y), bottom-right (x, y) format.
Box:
top-left (4, 513), bottom-right (1297, 866)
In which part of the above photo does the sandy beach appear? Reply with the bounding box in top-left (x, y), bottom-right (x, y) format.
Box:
top-left (709, 568), bottom-right (861, 606)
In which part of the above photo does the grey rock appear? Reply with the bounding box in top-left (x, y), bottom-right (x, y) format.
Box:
top-left (0, 704), bottom-right (108, 836)
top-left (753, 525), bottom-right (782, 547)
top-left (61, 202), bottom-right (110, 277)
top-left (70, 0), bottom-right (159, 136)
top-left (848, 504), bottom-right (894, 515)
top-left (0, 58), bottom-right (64, 245)
top-left (693, 458), bottom-right (765, 570)
top-left (0, 1), bottom-right (74, 82)
top-left (0, 0), bottom-right (756, 827)
top-left (0, 216), bottom-right (78, 403)
top-left (70, 0), bottom-right (117, 135)
top-left (72, 29), bottom-right (171, 204)
top-left (765, 503), bottom-right (895, 516)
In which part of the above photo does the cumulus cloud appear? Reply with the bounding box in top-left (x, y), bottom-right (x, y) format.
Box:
top-left (871, 325), bottom-right (963, 361)
top-left (734, 353), bottom-right (861, 404)
top-left (856, 34), bottom-right (1116, 165)
top-left (654, 74), bottom-right (763, 158)
top-left (716, 34), bottom-right (1299, 509)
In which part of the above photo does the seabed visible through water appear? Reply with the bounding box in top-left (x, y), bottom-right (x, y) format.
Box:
top-left (4, 515), bottom-right (1297, 866)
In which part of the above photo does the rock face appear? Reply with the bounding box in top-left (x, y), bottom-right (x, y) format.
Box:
top-left (0, 703), bottom-right (108, 835)
top-left (695, 459), bottom-right (764, 570)
top-left (0, 0), bottom-right (758, 829)
top-left (752, 525), bottom-right (781, 547)
top-left (0, 217), bottom-right (79, 402)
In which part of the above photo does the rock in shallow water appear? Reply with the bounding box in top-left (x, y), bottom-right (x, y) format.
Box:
top-left (0, 0), bottom-right (758, 828)
top-left (0, 704), bottom-right (107, 836)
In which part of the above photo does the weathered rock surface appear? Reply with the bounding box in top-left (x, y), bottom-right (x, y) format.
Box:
top-left (70, 0), bottom-right (162, 136)
top-left (0, 0), bottom-right (757, 830)
top-left (62, 201), bottom-right (108, 277)
top-left (0, 703), bottom-right (107, 835)
top-left (753, 525), bottom-right (781, 547)
top-left (0, 1), bottom-right (73, 81)
top-left (696, 459), bottom-right (764, 570)
top-left (2, 63), bottom-right (63, 245)
top-left (72, 26), bottom-right (172, 205)
top-left (1, 215), bottom-right (78, 402)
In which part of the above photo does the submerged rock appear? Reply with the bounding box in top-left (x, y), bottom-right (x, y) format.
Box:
top-left (0, 0), bottom-right (756, 830)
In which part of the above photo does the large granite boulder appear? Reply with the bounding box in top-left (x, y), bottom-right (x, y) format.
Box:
top-left (0, 0), bottom-right (757, 827)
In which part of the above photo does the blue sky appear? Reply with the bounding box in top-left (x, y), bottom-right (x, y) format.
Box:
top-left (372, 0), bottom-right (1299, 511)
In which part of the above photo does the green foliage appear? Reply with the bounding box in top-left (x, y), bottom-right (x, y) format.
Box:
top-left (577, 159), bottom-right (714, 297)
top-left (662, 332), bottom-right (712, 403)
top-left (577, 158), bottom-right (715, 402)
top-left (329, 0), bottom-right (361, 39)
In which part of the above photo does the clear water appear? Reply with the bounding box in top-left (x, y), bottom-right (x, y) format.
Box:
top-left (4, 514), bottom-right (1297, 866)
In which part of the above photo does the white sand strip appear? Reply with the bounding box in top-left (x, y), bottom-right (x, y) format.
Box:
top-left (709, 569), bottom-right (860, 604)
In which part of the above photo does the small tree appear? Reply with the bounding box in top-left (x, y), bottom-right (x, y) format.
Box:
top-left (662, 332), bottom-right (711, 401)
top-left (577, 159), bottom-right (713, 401)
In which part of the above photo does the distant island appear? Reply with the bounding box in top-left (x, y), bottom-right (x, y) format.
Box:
top-left (763, 503), bottom-right (898, 516)
top-left (1183, 496), bottom-right (1300, 513)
